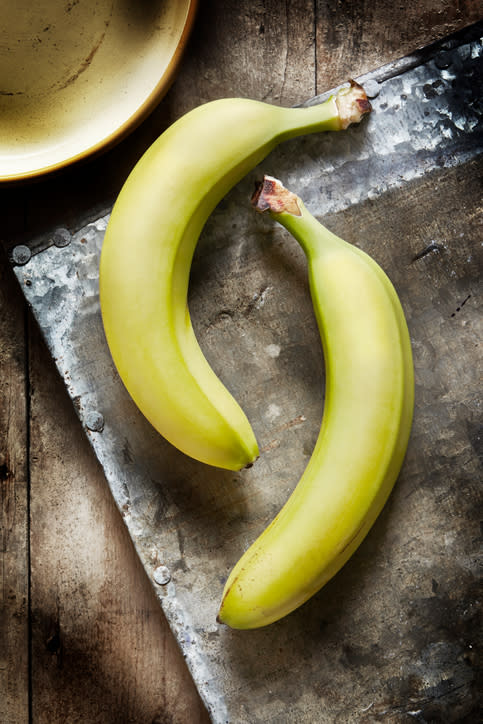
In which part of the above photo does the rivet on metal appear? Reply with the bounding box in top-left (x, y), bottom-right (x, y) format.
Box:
top-left (85, 410), bottom-right (105, 432)
top-left (11, 245), bottom-right (32, 266)
top-left (363, 79), bottom-right (381, 99)
top-left (52, 228), bottom-right (72, 248)
top-left (435, 51), bottom-right (452, 70)
top-left (153, 565), bottom-right (171, 586)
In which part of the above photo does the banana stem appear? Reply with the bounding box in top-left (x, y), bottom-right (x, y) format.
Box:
top-left (252, 175), bottom-right (344, 258)
top-left (280, 80), bottom-right (371, 140)
top-left (334, 80), bottom-right (372, 129)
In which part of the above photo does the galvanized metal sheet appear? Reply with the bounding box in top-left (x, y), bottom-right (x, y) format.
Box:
top-left (10, 24), bottom-right (482, 723)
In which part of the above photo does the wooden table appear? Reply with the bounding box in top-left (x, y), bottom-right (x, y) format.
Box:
top-left (1, 3), bottom-right (480, 721)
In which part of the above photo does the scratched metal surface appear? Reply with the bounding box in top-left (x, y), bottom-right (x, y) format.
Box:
top-left (10, 25), bottom-right (482, 723)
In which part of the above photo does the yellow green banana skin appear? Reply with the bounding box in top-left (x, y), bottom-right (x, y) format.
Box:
top-left (99, 86), bottom-right (370, 470)
top-left (217, 177), bottom-right (414, 627)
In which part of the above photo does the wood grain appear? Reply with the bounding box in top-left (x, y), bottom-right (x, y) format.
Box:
top-left (314, 0), bottom-right (482, 90)
top-left (28, 324), bottom-right (209, 724)
top-left (0, 1), bottom-right (480, 721)
top-left (0, 248), bottom-right (29, 724)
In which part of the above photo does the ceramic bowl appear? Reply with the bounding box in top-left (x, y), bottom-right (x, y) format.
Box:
top-left (0, 0), bottom-right (197, 182)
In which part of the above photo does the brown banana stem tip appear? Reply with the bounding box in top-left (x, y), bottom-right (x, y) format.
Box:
top-left (251, 175), bottom-right (301, 216)
top-left (336, 80), bottom-right (372, 129)
top-left (251, 82), bottom-right (371, 215)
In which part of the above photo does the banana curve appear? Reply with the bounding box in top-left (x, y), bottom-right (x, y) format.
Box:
top-left (217, 178), bottom-right (414, 627)
top-left (100, 90), bottom-right (370, 470)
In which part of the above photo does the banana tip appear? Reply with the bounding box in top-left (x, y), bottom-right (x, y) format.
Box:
top-left (216, 610), bottom-right (230, 626)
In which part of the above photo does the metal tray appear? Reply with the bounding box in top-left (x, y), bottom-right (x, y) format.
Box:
top-left (8, 23), bottom-right (482, 723)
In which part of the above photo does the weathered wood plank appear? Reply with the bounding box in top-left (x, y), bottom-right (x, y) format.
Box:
top-left (28, 325), bottom-right (209, 723)
top-left (315, 0), bottom-right (483, 91)
top-left (174, 0), bottom-right (317, 107)
top-left (0, 247), bottom-right (29, 724)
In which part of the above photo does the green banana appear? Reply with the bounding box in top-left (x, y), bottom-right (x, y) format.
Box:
top-left (99, 84), bottom-right (371, 470)
top-left (217, 176), bottom-right (414, 627)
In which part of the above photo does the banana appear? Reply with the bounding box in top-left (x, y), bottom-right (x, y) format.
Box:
top-left (217, 176), bottom-right (414, 627)
top-left (99, 84), bottom-right (371, 470)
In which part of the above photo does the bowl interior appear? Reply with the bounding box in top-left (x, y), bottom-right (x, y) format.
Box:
top-left (0, 0), bottom-right (195, 181)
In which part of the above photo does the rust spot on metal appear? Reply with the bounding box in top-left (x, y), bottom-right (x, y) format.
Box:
top-left (261, 416), bottom-right (307, 453)
top-left (260, 438), bottom-right (280, 454)
top-left (277, 414), bottom-right (307, 432)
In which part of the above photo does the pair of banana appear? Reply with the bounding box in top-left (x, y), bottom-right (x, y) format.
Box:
top-left (99, 83), bottom-right (414, 629)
